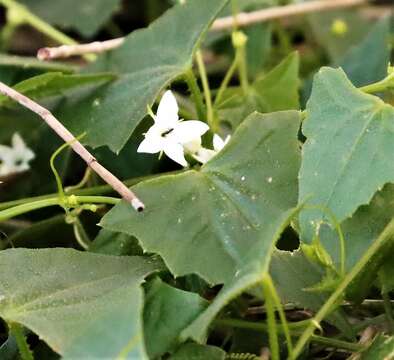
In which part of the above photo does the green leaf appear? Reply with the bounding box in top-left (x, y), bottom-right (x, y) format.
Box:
top-left (217, 52), bottom-right (300, 130)
top-left (60, 0), bottom-right (229, 152)
top-left (0, 248), bottom-right (163, 359)
top-left (270, 250), bottom-right (353, 336)
top-left (144, 278), bottom-right (208, 358)
top-left (0, 72), bottom-right (115, 108)
top-left (307, 10), bottom-right (369, 62)
top-left (253, 52), bottom-right (300, 112)
top-left (169, 343), bottom-right (226, 360)
top-left (299, 67), bottom-right (394, 240)
top-left (101, 111), bottom-right (301, 284)
top-left (89, 229), bottom-right (143, 256)
top-left (359, 334), bottom-right (394, 360)
top-left (337, 17), bottom-right (391, 88)
top-left (20, 0), bottom-right (122, 37)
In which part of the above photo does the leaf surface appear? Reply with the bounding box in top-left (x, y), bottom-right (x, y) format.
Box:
top-left (102, 111), bottom-right (301, 284)
top-left (0, 248), bottom-right (162, 359)
top-left (299, 67), bottom-right (394, 240)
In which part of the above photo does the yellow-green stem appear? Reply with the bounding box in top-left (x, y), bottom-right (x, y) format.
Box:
top-left (262, 274), bottom-right (280, 360)
top-left (196, 50), bottom-right (215, 131)
top-left (8, 322), bottom-right (34, 360)
top-left (184, 68), bottom-right (207, 122)
top-left (0, 196), bottom-right (120, 222)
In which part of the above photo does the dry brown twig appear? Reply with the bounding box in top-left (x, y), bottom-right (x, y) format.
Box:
top-left (37, 0), bottom-right (368, 60)
top-left (0, 81), bottom-right (145, 212)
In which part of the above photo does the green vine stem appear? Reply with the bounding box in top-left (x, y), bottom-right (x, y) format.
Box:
top-left (0, 0), bottom-right (95, 61)
top-left (8, 322), bottom-right (34, 360)
top-left (195, 50), bottom-right (216, 131)
top-left (360, 70), bottom-right (394, 94)
top-left (0, 196), bottom-right (120, 222)
top-left (0, 170), bottom-right (184, 212)
top-left (264, 274), bottom-right (294, 357)
top-left (310, 335), bottom-right (364, 353)
top-left (291, 217), bottom-right (394, 359)
top-left (184, 68), bottom-right (207, 122)
top-left (215, 318), bottom-right (363, 352)
top-left (262, 274), bottom-right (280, 360)
top-left (232, 31), bottom-right (249, 96)
top-left (214, 56), bottom-right (239, 106)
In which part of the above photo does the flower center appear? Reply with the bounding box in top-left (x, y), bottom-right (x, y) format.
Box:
top-left (161, 128), bottom-right (174, 137)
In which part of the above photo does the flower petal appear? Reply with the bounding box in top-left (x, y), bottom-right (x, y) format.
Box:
top-left (171, 121), bottom-right (209, 144)
top-left (163, 141), bottom-right (188, 167)
top-left (137, 137), bottom-right (164, 154)
top-left (193, 148), bottom-right (216, 164)
top-left (183, 137), bottom-right (202, 154)
top-left (155, 90), bottom-right (179, 128)
top-left (11, 133), bottom-right (27, 152)
top-left (213, 134), bottom-right (231, 152)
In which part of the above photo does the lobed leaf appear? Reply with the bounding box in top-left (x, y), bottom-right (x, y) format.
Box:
top-left (299, 67), bottom-right (394, 240)
top-left (102, 111), bottom-right (301, 285)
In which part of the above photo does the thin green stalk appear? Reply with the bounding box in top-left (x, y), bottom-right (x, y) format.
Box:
top-left (0, 0), bottom-right (94, 61)
top-left (184, 68), bottom-right (206, 122)
top-left (310, 335), bottom-right (364, 353)
top-left (65, 167), bottom-right (92, 193)
top-left (8, 322), bottom-right (34, 360)
top-left (215, 318), bottom-right (310, 333)
top-left (72, 217), bottom-right (92, 250)
top-left (265, 274), bottom-right (294, 357)
top-left (195, 50), bottom-right (215, 130)
top-left (0, 196), bottom-right (120, 222)
top-left (237, 46), bottom-right (249, 95)
top-left (360, 73), bottom-right (394, 94)
top-left (214, 55), bottom-right (239, 106)
top-left (382, 290), bottom-right (394, 333)
top-left (262, 274), bottom-right (280, 360)
top-left (0, 170), bottom-right (183, 211)
top-left (291, 218), bottom-right (394, 360)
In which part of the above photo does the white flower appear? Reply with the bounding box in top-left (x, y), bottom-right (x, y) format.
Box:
top-left (0, 133), bottom-right (35, 176)
top-left (137, 90), bottom-right (209, 167)
top-left (191, 134), bottom-right (231, 164)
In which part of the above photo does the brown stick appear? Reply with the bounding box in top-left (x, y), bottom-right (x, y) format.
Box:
top-left (37, 0), bottom-right (368, 60)
top-left (0, 81), bottom-right (145, 212)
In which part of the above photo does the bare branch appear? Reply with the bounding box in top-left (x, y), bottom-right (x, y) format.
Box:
top-left (212, 0), bottom-right (368, 31)
top-left (37, 0), bottom-right (368, 61)
top-left (0, 81), bottom-right (145, 212)
top-left (37, 38), bottom-right (125, 61)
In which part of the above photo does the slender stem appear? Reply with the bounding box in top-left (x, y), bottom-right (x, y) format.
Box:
top-left (195, 50), bottom-right (215, 130)
top-left (184, 68), bottom-right (206, 122)
top-left (214, 55), bottom-right (239, 106)
top-left (0, 196), bottom-right (120, 222)
top-left (215, 318), bottom-right (310, 333)
top-left (360, 73), bottom-right (394, 94)
top-left (382, 290), bottom-right (394, 333)
top-left (291, 218), bottom-right (394, 360)
top-left (8, 322), bottom-right (34, 360)
top-left (310, 335), bottom-right (364, 353)
top-left (0, 170), bottom-right (183, 211)
top-left (0, 81), bottom-right (145, 212)
top-left (72, 217), bottom-right (92, 250)
top-left (237, 44), bottom-right (249, 95)
top-left (262, 274), bottom-right (280, 360)
top-left (265, 275), bottom-right (294, 357)
top-left (36, 0), bottom-right (368, 60)
top-left (65, 167), bottom-right (92, 193)
top-left (215, 318), bottom-right (363, 352)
